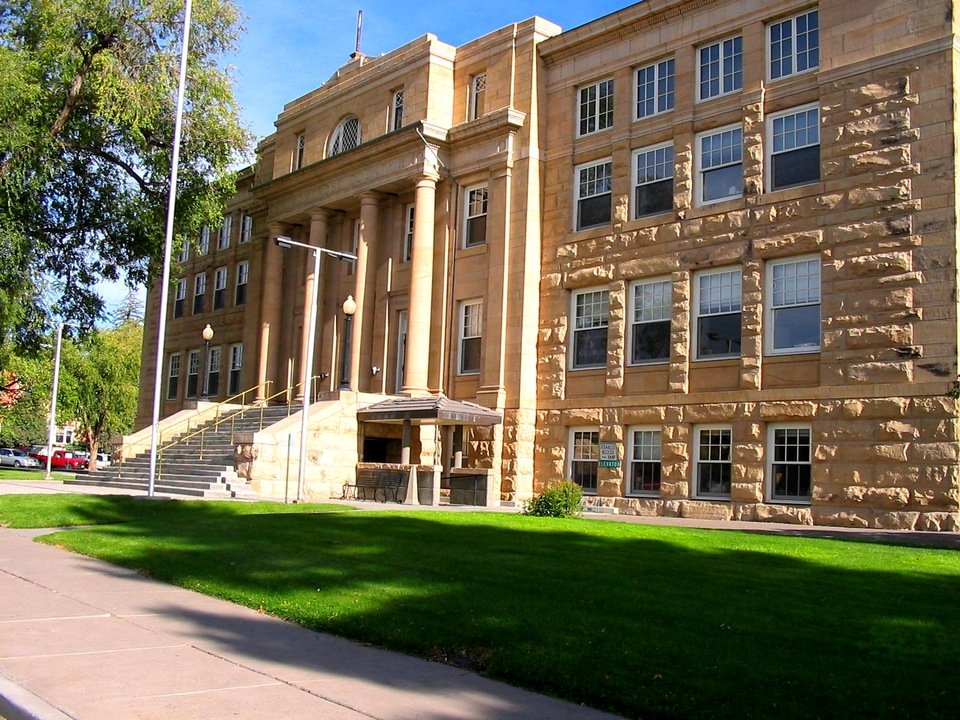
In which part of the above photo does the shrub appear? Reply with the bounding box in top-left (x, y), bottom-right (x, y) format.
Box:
top-left (524, 481), bottom-right (583, 518)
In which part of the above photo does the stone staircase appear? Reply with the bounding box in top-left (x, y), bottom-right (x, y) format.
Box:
top-left (67, 404), bottom-right (299, 499)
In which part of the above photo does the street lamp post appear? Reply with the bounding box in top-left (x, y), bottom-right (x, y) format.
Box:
top-left (274, 236), bottom-right (357, 502)
top-left (339, 295), bottom-right (357, 391)
top-left (44, 323), bottom-right (69, 480)
top-left (200, 323), bottom-right (214, 399)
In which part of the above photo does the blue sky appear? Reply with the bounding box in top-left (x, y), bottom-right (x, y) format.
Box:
top-left (228, 0), bottom-right (635, 145)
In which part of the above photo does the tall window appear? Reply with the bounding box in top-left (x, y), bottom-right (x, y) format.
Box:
top-left (695, 426), bottom-right (732, 498)
top-left (571, 288), bottom-right (609, 369)
top-left (769, 9), bottom-right (819, 81)
top-left (391, 89), bottom-right (404, 131)
top-left (463, 186), bottom-right (488, 248)
top-left (198, 225), bottom-right (210, 255)
top-left (695, 268), bottom-right (741, 359)
top-left (235, 261), bottom-right (249, 306)
top-left (228, 344), bottom-right (243, 395)
top-left (633, 143), bottom-right (674, 218)
top-left (217, 215), bottom-right (232, 250)
top-left (240, 212), bottom-right (252, 244)
top-left (186, 350), bottom-right (200, 398)
top-left (630, 278), bottom-right (671, 364)
top-left (402, 204), bottom-right (414, 262)
top-left (469, 73), bottom-right (486, 120)
top-left (575, 159), bottom-right (612, 230)
top-left (193, 273), bottom-right (206, 315)
top-left (173, 279), bottom-right (186, 319)
top-left (459, 301), bottom-right (482, 375)
top-left (578, 79), bottom-right (614, 136)
top-left (769, 424), bottom-right (812, 502)
top-left (329, 117), bottom-right (360, 156)
top-left (630, 428), bottom-right (662, 496)
top-left (697, 125), bottom-right (742, 205)
top-left (213, 267), bottom-right (228, 310)
top-left (207, 346), bottom-right (221, 397)
top-left (395, 310), bottom-right (408, 394)
top-left (177, 242), bottom-right (190, 263)
top-left (167, 353), bottom-right (181, 400)
top-left (569, 429), bottom-right (599, 493)
top-left (294, 132), bottom-right (305, 170)
top-left (636, 59), bottom-right (674, 119)
top-left (767, 256), bottom-right (820, 354)
top-left (769, 105), bottom-right (820, 191)
top-left (698, 35), bottom-right (742, 101)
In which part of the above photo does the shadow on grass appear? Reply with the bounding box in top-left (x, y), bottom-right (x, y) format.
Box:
top-left (31, 502), bottom-right (960, 720)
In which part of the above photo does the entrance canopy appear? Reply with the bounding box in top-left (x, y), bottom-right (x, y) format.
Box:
top-left (357, 395), bottom-right (502, 426)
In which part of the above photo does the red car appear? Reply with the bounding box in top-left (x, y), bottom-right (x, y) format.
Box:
top-left (31, 449), bottom-right (88, 471)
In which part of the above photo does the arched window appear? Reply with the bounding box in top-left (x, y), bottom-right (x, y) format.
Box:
top-left (329, 116), bottom-right (361, 156)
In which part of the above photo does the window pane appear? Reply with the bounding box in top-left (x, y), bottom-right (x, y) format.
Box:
top-left (772, 145), bottom-right (820, 189)
top-left (631, 321), bottom-right (670, 363)
top-left (635, 179), bottom-right (673, 217)
top-left (773, 305), bottom-right (820, 350)
top-left (578, 194), bottom-right (611, 229)
top-left (461, 337), bottom-right (481, 373)
top-left (698, 313), bottom-right (742, 357)
top-left (702, 164), bottom-right (742, 202)
top-left (574, 327), bottom-right (608, 367)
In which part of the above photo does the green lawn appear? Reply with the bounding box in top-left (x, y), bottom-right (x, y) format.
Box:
top-left (0, 468), bottom-right (71, 481)
top-left (1, 495), bottom-right (958, 719)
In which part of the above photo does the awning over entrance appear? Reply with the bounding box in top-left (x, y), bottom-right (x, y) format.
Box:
top-left (357, 395), bottom-right (502, 426)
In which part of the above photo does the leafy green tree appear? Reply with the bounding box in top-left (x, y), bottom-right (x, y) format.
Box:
top-left (0, 0), bottom-right (251, 344)
top-left (0, 350), bottom-right (52, 447)
top-left (60, 320), bottom-right (143, 470)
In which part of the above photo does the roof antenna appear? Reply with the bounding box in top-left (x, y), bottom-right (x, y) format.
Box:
top-left (351, 10), bottom-right (363, 59)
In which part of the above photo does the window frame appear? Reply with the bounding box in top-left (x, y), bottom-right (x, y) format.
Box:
top-left (694, 424), bottom-right (732, 499)
top-left (177, 242), bottom-right (190, 263)
top-left (329, 116), bottom-right (361, 156)
top-left (697, 34), bottom-right (743, 102)
top-left (568, 427), bottom-right (600, 494)
top-left (458, 299), bottom-right (483, 376)
top-left (391, 88), bottom-right (404, 131)
top-left (577, 78), bottom-right (615, 137)
top-left (235, 261), bottom-right (249, 306)
top-left (693, 266), bottom-right (742, 361)
top-left (574, 158), bottom-right (613, 231)
top-left (186, 349), bottom-right (200, 398)
top-left (766, 103), bottom-right (821, 192)
top-left (570, 287), bottom-right (610, 370)
top-left (768, 9), bottom-right (819, 82)
top-left (217, 215), bottom-right (232, 250)
top-left (193, 273), bottom-right (206, 315)
top-left (632, 142), bottom-right (674, 219)
top-left (173, 279), bottom-right (186, 319)
top-left (294, 132), bottom-right (305, 170)
top-left (695, 123), bottom-right (743, 206)
top-left (198, 225), bottom-right (210, 255)
top-left (206, 346), bottom-right (221, 398)
top-left (767, 423), bottom-right (813, 503)
top-left (628, 277), bottom-right (672, 366)
top-left (402, 204), bottom-right (414, 263)
top-left (167, 353), bottom-right (181, 400)
top-left (634, 58), bottom-right (675, 120)
top-left (228, 344), bottom-right (243, 395)
top-left (240, 212), bottom-right (252, 244)
top-left (628, 426), bottom-right (662, 497)
top-left (469, 73), bottom-right (486, 121)
top-left (765, 255), bottom-right (821, 355)
top-left (213, 267), bottom-right (228, 311)
top-left (463, 185), bottom-right (488, 249)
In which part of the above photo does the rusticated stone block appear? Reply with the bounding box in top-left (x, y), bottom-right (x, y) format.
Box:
top-left (842, 251), bottom-right (912, 277)
top-left (731, 482), bottom-right (763, 503)
top-left (916, 512), bottom-right (960, 532)
top-left (754, 504), bottom-right (814, 525)
top-left (846, 325), bottom-right (913, 349)
top-left (681, 403), bottom-right (738, 423)
top-left (842, 397), bottom-right (909, 419)
top-left (907, 442), bottom-right (959, 463)
top-left (847, 361), bottom-right (912, 384)
top-left (812, 509), bottom-right (872, 528)
top-left (872, 511), bottom-right (919, 530)
top-left (678, 501), bottom-right (732, 521)
top-left (878, 421), bottom-right (920, 440)
top-left (759, 401), bottom-right (819, 419)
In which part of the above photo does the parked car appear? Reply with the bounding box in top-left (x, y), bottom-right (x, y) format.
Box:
top-left (0, 447), bottom-right (41, 469)
top-left (31, 449), bottom-right (88, 471)
top-left (96, 452), bottom-right (112, 467)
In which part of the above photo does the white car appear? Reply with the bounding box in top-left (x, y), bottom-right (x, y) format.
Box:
top-left (96, 452), bottom-right (112, 467)
top-left (0, 448), bottom-right (41, 469)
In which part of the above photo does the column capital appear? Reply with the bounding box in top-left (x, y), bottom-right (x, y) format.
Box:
top-left (416, 175), bottom-right (439, 191)
top-left (268, 222), bottom-right (292, 238)
top-left (309, 208), bottom-right (330, 223)
top-left (359, 191), bottom-right (384, 207)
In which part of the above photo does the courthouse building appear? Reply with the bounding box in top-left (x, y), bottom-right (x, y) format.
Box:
top-left (136, 0), bottom-right (960, 530)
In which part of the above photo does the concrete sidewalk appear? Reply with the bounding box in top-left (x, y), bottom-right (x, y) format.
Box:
top-left (0, 527), bottom-right (620, 720)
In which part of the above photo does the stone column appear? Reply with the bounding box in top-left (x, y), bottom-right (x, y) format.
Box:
top-left (350, 192), bottom-right (380, 392)
top-left (256, 223), bottom-right (287, 402)
top-left (295, 210), bottom-right (329, 402)
top-left (401, 175), bottom-right (437, 396)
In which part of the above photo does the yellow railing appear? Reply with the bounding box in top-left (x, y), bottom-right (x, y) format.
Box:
top-left (154, 377), bottom-right (326, 477)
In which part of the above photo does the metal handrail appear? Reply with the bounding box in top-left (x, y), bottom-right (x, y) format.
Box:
top-left (155, 379), bottom-right (318, 477)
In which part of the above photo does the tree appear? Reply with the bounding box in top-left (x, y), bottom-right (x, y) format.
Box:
top-left (0, 350), bottom-right (52, 447)
top-left (0, 0), bottom-right (251, 345)
top-left (60, 319), bottom-right (143, 470)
